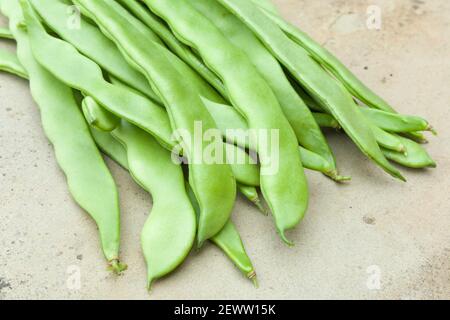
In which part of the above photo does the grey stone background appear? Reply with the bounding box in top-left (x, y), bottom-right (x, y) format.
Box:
top-left (1, 0), bottom-right (449, 299)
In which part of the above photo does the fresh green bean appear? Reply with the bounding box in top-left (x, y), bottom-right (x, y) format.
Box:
top-left (186, 184), bottom-right (257, 283)
top-left (69, 0), bottom-right (236, 245)
top-left (96, 77), bottom-right (262, 188)
top-left (238, 184), bottom-right (266, 214)
top-left (112, 120), bottom-right (196, 289)
top-left (203, 97), bottom-right (349, 180)
top-left (190, 0), bottom-right (337, 174)
top-left (22, 1), bottom-right (174, 149)
top-left (296, 82), bottom-right (416, 153)
top-left (145, 0), bottom-right (309, 245)
top-left (91, 120), bottom-right (259, 285)
top-left (218, 0), bottom-right (404, 181)
top-left (30, 0), bottom-right (159, 102)
top-left (3, 0), bottom-right (125, 273)
top-left (254, 2), bottom-right (430, 143)
top-left (253, 3), bottom-right (394, 113)
top-left (117, 0), bottom-right (227, 99)
top-left (0, 48), bottom-right (28, 78)
top-left (360, 108), bottom-right (435, 134)
top-left (0, 26), bottom-right (13, 39)
top-left (210, 221), bottom-right (258, 286)
top-left (382, 135), bottom-right (436, 169)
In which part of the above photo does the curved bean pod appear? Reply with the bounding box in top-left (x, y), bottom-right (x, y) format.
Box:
top-left (112, 120), bottom-right (196, 289)
top-left (189, 0), bottom-right (338, 172)
top-left (203, 97), bottom-right (347, 180)
top-left (145, 0), bottom-right (309, 244)
top-left (382, 135), bottom-right (436, 169)
top-left (29, 0), bottom-right (159, 102)
top-left (22, 2), bottom-right (174, 150)
top-left (0, 48), bottom-right (28, 78)
top-left (360, 108), bottom-right (435, 135)
top-left (71, 0), bottom-right (236, 245)
top-left (186, 184), bottom-right (257, 283)
top-left (88, 78), bottom-right (261, 189)
top-left (254, 2), bottom-right (429, 143)
top-left (4, 0), bottom-right (125, 273)
top-left (253, 4), bottom-right (395, 113)
top-left (92, 124), bottom-right (258, 285)
top-left (296, 84), bottom-right (409, 153)
top-left (238, 184), bottom-right (266, 214)
top-left (117, 0), bottom-right (227, 99)
top-left (218, 0), bottom-right (404, 181)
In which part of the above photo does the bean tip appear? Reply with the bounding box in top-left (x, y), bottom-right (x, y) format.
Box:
top-left (108, 259), bottom-right (127, 275)
top-left (247, 271), bottom-right (259, 288)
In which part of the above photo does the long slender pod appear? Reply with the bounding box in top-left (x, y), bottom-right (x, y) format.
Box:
top-left (0, 48), bottom-right (28, 78)
top-left (238, 184), bottom-right (265, 214)
top-left (112, 121), bottom-right (196, 289)
top-left (71, 0), bottom-right (236, 245)
top-left (218, 0), bottom-right (404, 181)
top-left (253, 2), bottom-right (429, 142)
top-left (117, 0), bottom-right (227, 98)
top-left (22, 1), bottom-right (174, 149)
top-left (3, 0), bottom-right (125, 273)
top-left (252, 3), bottom-right (393, 113)
top-left (190, 0), bottom-right (337, 173)
top-left (382, 135), bottom-right (436, 169)
top-left (29, 0), bottom-right (158, 102)
top-left (144, 0), bottom-right (309, 244)
top-left (360, 108), bottom-right (435, 134)
top-left (186, 185), bottom-right (257, 283)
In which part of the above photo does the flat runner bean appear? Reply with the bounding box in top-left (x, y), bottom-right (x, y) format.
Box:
top-left (70, 0), bottom-right (236, 245)
top-left (4, 0), bottom-right (125, 273)
top-left (218, 0), bottom-right (404, 181)
top-left (191, 0), bottom-right (337, 173)
top-left (144, 0), bottom-right (309, 244)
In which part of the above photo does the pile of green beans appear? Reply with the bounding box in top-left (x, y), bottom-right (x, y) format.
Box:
top-left (0, 0), bottom-right (436, 289)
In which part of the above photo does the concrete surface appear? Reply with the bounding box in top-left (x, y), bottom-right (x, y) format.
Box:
top-left (1, 0), bottom-right (449, 300)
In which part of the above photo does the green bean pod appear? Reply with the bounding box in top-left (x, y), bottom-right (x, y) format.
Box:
top-left (117, 0), bottom-right (227, 98)
top-left (254, 4), bottom-right (395, 113)
top-left (29, 0), bottom-right (159, 102)
top-left (360, 108), bottom-right (435, 134)
top-left (254, 2), bottom-right (431, 143)
top-left (0, 48), bottom-right (28, 78)
top-left (4, 0), bottom-right (125, 273)
top-left (382, 135), bottom-right (436, 169)
top-left (22, 2), bottom-right (175, 149)
top-left (238, 184), bottom-right (266, 214)
top-left (218, 0), bottom-right (404, 181)
top-left (145, 0), bottom-right (309, 244)
top-left (112, 121), bottom-right (196, 289)
top-left (71, 0), bottom-right (236, 245)
top-left (186, 184), bottom-right (257, 283)
top-left (190, 0), bottom-right (337, 172)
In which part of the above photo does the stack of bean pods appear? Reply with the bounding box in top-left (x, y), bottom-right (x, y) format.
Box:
top-left (0, 0), bottom-right (436, 289)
